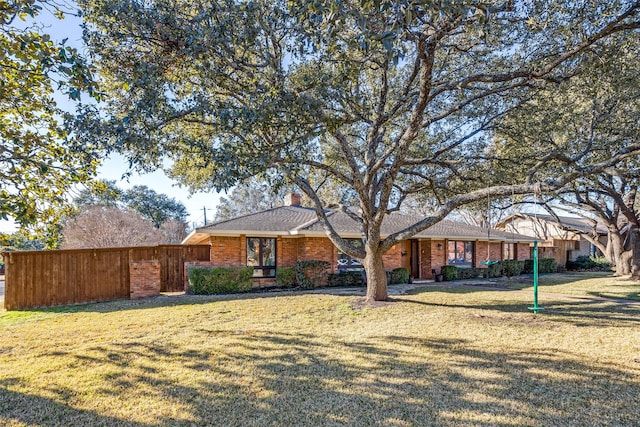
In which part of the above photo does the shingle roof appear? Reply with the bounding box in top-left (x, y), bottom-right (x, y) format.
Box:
top-left (299, 210), bottom-right (532, 240)
top-left (186, 206), bottom-right (536, 243)
top-left (504, 213), bottom-right (608, 235)
top-left (198, 206), bottom-right (318, 233)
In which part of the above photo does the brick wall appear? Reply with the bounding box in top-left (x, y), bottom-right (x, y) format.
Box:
top-left (210, 236), bottom-right (243, 266)
top-left (278, 237), bottom-right (298, 267)
top-left (382, 243), bottom-right (404, 270)
top-left (129, 261), bottom-right (161, 299)
top-left (430, 240), bottom-right (446, 278)
top-left (517, 243), bottom-right (531, 261)
top-left (297, 237), bottom-right (337, 272)
top-left (475, 242), bottom-right (502, 267)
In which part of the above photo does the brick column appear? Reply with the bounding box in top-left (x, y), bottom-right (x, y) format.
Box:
top-left (130, 261), bottom-right (161, 299)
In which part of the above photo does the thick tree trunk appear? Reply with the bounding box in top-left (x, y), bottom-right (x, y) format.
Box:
top-left (608, 232), bottom-right (630, 275)
top-left (363, 250), bottom-right (388, 302)
top-left (630, 225), bottom-right (640, 280)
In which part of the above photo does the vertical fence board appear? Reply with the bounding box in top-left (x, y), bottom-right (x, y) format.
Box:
top-left (2, 245), bottom-right (210, 310)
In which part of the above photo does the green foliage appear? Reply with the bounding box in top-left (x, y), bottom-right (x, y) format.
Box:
top-left (457, 267), bottom-right (484, 280)
top-left (441, 265), bottom-right (458, 281)
top-left (485, 262), bottom-right (503, 278)
top-left (327, 270), bottom-right (364, 287)
top-left (0, 0), bottom-right (99, 243)
top-left (295, 260), bottom-right (331, 289)
top-left (523, 258), bottom-right (557, 274)
top-left (187, 266), bottom-right (253, 294)
top-left (122, 186), bottom-right (188, 228)
top-left (275, 267), bottom-right (296, 288)
top-left (389, 267), bottom-right (409, 284)
top-left (567, 256), bottom-right (613, 272)
top-left (0, 229), bottom-right (47, 251)
top-left (76, 181), bottom-right (187, 227)
top-left (502, 260), bottom-right (525, 277)
top-left (79, 0), bottom-right (640, 299)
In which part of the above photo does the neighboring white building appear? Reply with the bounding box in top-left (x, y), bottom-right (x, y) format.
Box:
top-left (496, 214), bottom-right (607, 267)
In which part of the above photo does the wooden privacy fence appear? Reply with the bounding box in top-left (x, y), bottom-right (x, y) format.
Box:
top-left (2, 245), bottom-right (210, 310)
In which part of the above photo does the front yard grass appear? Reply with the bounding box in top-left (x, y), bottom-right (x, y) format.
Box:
top-left (1, 275), bottom-right (639, 426)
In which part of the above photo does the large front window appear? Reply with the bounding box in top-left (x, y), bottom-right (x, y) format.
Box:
top-left (337, 239), bottom-right (364, 270)
top-left (247, 237), bottom-right (276, 277)
top-left (448, 241), bottom-right (474, 267)
top-left (503, 243), bottom-right (517, 260)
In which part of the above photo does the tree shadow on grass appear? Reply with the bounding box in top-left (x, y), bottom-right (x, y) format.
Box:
top-left (0, 378), bottom-right (152, 426)
top-left (10, 327), bottom-right (638, 426)
top-left (399, 291), bottom-right (640, 328)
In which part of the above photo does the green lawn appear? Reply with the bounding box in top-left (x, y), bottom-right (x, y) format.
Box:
top-left (1, 274), bottom-right (639, 426)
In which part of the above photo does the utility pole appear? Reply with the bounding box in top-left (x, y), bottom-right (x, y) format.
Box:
top-left (202, 207), bottom-right (213, 226)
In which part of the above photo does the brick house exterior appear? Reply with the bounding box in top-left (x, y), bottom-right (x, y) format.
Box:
top-left (183, 194), bottom-right (536, 285)
top-left (497, 214), bottom-right (607, 267)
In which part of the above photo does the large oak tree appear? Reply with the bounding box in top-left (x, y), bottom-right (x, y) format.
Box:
top-left (1, 0), bottom-right (98, 243)
top-left (78, 0), bottom-right (640, 300)
top-left (493, 36), bottom-right (640, 277)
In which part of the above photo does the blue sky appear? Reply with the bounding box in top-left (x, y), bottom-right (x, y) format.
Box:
top-left (1, 4), bottom-right (223, 232)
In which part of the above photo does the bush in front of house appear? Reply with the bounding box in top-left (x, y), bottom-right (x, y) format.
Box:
top-left (295, 260), bottom-right (331, 289)
top-left (485, 261), bottom-right (503, 278)
top-left (328, 270), bottom-right (364, 287)
top-left (276, 267), bottom-right (296, 288)
top-left (566, 255), bottom-right (613, 271)
top-left (502, 260), bottom-right (525, 277)
top-left (523, 258), bottom-right (557, 274)
top-left (458, 267), bottom-right (485, 279)
top-left (389, 267), bottom-right (409, 284)
top-left (187, 266), bottom-right (253, 294)
top-left (441, 265), bottom-right (458, 281)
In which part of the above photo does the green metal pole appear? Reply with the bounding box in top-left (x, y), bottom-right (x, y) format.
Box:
top-left (528, 240), bottom-right (543, 314)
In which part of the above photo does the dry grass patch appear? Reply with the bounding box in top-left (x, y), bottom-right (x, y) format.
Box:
top-left (0, 287), bottom-right (639, 426)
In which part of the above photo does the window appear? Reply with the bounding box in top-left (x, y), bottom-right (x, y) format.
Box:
top-left (337, 239), bottom-right (364, 270)
top-left (447, 241), bottom-right (474, 267)
top-left (246, 237), bottom-right (276, 277)
top-left (503, 243), bottom-right (517, 260)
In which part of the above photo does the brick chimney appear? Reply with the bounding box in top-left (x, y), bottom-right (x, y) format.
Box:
top-left (284, 193), bottom-right (302, 207)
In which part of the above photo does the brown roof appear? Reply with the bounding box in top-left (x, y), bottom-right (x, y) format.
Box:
top-left (184, 206), bottom-right (536, 243)
top-left (500, 213), bottom-right (608, 235)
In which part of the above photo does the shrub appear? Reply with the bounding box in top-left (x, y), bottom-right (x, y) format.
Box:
top-left (328, 270), bottom-right (364, 287)
top-left (295, 260), bottom-right (331, 289)
top-left (441, 265), bottom-right (457, 281)
top-left (485, 261), bottom-right (503, 278)
top-left (539, 258), bottom-right (557, 273)
top-left (276, 267), bottom-right (296, 288)
top-left (523, 258), bottom-right (557, 274)
top-left (502, 259), bottom-right (524, 277)
top-left (458, 267), bottom-right (484, 279)
top-left (389, 267), bottom-right (409, 284)
top-left (187, 266), bottom-right (253, 294)
top-left (567, 255), bottom-right (613, 271)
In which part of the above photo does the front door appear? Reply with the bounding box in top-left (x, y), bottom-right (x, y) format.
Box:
top-left (410, 239), bottom-right (420, 279)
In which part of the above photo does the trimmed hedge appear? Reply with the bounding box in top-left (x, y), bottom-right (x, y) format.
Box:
top-left (566, 256), bottom-right (612, 271)
top-left (523, 258), bottom-right (557, 274)
top-left (441, 265), bottom-right (457, 281)
top-left (502, 260), bottom-right (525, 277)
top-left (389, 267), bottom-right (409, 284)
top-left (295, 260), bottom-right (331, 289)
top-left (276, 267), bottom-right (296, 288)
top-left (187, 266), bottom-right (253, 294)
top-left (442, 260), bottom-right (526, 281)
top-left (485, 262), bottom-right (503, 278)
top-left (328, 270), bottom-right (365, 287)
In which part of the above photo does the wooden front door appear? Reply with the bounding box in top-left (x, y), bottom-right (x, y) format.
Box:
top-left (410, 239), bottom-right (420, 279)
